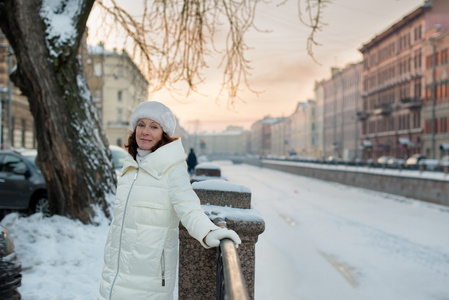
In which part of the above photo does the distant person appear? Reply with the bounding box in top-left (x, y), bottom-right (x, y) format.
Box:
top-left (187, 148), bottom-right (198, 176)
top-left (98, 101), bottom-right (241, 300)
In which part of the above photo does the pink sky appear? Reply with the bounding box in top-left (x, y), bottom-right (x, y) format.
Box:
top-left (88, 0), bottom-right (424, 134)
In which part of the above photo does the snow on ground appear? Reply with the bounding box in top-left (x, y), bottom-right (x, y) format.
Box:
top-left (1, 161), bottom-right (449, 299)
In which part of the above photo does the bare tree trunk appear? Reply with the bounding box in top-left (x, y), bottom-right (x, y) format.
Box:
top-left (0, 0), bottom-right (116, 223)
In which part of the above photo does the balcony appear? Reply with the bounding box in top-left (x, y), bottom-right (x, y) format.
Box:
top-left (373, 103), bottom-right (392, 115)
top-left (400, 97), bottom-right (422, 109)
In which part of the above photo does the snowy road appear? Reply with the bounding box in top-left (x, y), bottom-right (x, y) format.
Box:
top-left (215, 161), bottom-right (449, 300)
top-left (2, 160), bottom-right (449, 299)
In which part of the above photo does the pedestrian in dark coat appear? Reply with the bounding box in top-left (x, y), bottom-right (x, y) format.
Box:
top-left (187, 148), bottom-right (198, 176)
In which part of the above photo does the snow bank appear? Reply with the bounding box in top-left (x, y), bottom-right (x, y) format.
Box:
top-left (195, 162), bottom-right (221, 170)
top-left (193, 179), bottom-right (251, 193)
top-left (0, 208), bottom-right (109, 300)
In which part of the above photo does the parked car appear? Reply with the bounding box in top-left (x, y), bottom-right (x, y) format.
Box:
top-left (0, 225), bottom-right (21, 299)
top-left (0, 149), bottom-right (49, 215)
top-left (387, 157), bottom-right (406, 168)
top-left (439, 155), bottom-right (449, 167)
top-left (326, 156), bottom-right (342, 163)
top-left (109, 145), bottom-right (128, 176)
top-left (405, 154), bottom-right (426, 169)
top-left (376, 156), bottom-right (392, 165)
top-left (419, 159), bottom-right (440, 171)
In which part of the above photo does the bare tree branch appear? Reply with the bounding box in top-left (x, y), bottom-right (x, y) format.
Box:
top-left (297, 0), bottom-right (331, 65)
top-left (94, 0), bottom-right (328, 106)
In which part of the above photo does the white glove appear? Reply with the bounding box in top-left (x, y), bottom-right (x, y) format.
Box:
top-left (205, 228), bottom-right (241, 248)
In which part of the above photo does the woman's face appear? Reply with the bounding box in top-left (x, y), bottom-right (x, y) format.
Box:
top-left (136, 118), bottom-right (163, 150)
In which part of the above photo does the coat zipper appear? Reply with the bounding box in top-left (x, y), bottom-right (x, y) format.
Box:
top-left (161, 249), bottom-right (166, 286)
top-left (109, 167), bottom-right (139, 300)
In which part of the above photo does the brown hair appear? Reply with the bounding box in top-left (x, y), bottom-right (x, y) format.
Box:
top-left (125, 130), bottom-right (179, 160)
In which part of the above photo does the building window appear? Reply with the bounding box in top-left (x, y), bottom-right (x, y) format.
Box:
top-left (426, 55), bottom-right (432, 69)
top-left (117, 67), bottom-right (124, 77)
top-left (117, 108), bottom-right (123, 123)
top-left (93, 63), bottom-right (102, 76)
top-left (93, 90), bottom-right (101, 103)
top-left (117, 90), bottom-right (122, 102)
top-left (441, 49), bottom-right (448, 65)
top-left (414, 78), bottom-right (421, 99)
top-left (441, 117), bottom-right (447, 133)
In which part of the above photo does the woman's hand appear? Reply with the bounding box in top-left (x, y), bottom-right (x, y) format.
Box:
top-left (205, 228), bottom-right (241, 248)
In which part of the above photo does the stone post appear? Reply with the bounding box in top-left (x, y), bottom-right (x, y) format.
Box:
top-left (178, 179), bottom-right (265, 300)
top-left (191, 162), bottom-right (226, 183)
top-left (195, 163), bottom-right (221, 177)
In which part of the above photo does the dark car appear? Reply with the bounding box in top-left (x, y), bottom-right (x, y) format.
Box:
top-left (0, 224), bottom-right (22, 299)
top-left (0, 149), bottom-right (49, 215)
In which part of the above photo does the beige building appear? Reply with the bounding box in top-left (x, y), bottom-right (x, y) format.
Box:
top-left (188, 126), bottom-right (246, 156)
top-left (85, 43), bottom-right (149, 147)
top-left (270, 117), bottom-right (291, 157)
top-left (290, 102), bottom-right (310, 157)
top-left (322, 63), bottom-right (362, 161)
top-left (313, 80), bottom-right (325, 159)
top-left (250, 117), bottom-right (279, 156)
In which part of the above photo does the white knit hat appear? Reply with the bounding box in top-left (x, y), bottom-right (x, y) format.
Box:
top-left (131, 101), bottom-right (177, 136)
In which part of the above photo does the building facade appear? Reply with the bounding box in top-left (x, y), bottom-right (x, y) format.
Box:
top-left (359, 0), bottom-right (449, 160)
top-left (188, 126), bottom-right (246, 156)
top-left (313, 80), bottom-right (325, 159)
top-left (290, 102), bottom-right (310, 157)
top-left (270, 117), bottom-right (291, 156)
top-left (85, 43), bottom-right (149, 147)
top-left (322, 63), bottom-right (363, 161)
top-left (250, 117), bottom-right (279, 156)
top-left (422, 26), bottom-right (449, 159)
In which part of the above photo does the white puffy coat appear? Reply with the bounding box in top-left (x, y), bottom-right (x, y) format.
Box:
top-left (98, 139), bottom-right (218, 300)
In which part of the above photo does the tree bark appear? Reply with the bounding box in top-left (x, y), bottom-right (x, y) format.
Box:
top-left (0, 0), bottom-right (116, 223)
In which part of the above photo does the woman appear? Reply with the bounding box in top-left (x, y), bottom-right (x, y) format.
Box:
top-left (98, 101), bottom-right (241, 300)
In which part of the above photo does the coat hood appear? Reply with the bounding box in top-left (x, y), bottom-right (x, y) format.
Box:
top-left (121, 139), bottom-right (186, 179)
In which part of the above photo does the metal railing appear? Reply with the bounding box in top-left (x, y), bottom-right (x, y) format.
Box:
top-left (214, 218), bottom-right (249, 300)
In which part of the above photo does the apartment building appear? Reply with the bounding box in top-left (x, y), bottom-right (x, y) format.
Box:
top-left (290, 102), bottom-right (310, 157)
top-left (250, 117), bottom-right (280, 156)
top-left (312, 81), bottom-right (325, 159)
top-left (270, 117), bottom-right (291, 156)
top-left (85, 43), bottom-right (149, 147)
top-left (359, 0), bottom-right (449, 160)
top-left (322, 63), bottom-right (363, 161)
top-left (188, 126), bottom-right (246, 156)
top-left (422, 26), bottom-right (449, 159)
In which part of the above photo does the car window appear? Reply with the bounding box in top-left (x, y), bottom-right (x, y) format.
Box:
top-left (22, 154), bottom-right (39, 170)
top-left (112, 149), bottom-right (127, 169)
top-left (1, 154), bottom-right (27, 173)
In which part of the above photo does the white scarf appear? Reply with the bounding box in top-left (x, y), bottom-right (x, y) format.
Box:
top-left (136, 148), bottom-right (152, 165)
